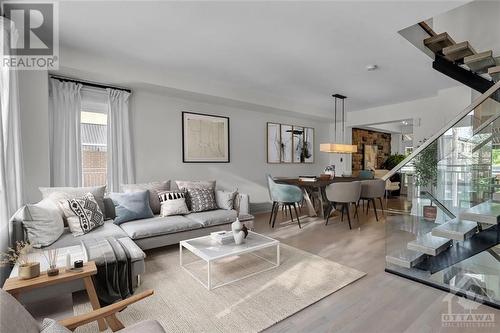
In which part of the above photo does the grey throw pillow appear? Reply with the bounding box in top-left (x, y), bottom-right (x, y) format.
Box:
top-left (40, 318), bottom-right (72, 333)
top-left (215, 190), bottom-right (238, 210)
top-left (175, 180), bottom-right (216, 190)
top-left (186, 188), bottom-right (218, 212)
top-left (40, 185), bottom-right (107, 221)
top-left (121, 181), bottom-right (170, 215)
top-left (110, 190), bottom-right (154, 225)
top-left (59, 193), bottom-right (105, 236)
top-left (10, 199), bottom-right (64, 248)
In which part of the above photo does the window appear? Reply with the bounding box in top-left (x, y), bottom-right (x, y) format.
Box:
top-left (80, 88), bottom-right (108, 186)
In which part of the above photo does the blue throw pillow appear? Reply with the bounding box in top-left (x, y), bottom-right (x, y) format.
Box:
top-left (110, 190), bottom-right (154, 225)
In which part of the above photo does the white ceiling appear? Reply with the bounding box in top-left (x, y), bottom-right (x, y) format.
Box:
top-left (58, 1), bottom-right (467, 118)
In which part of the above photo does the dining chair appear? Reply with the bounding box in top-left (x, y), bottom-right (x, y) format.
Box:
top-left (324, 181), bottom-right (361, 229)
top-left (267, 175), bottom-right (304, 228)
top-left (359, 179), bottom-right (386, 221)
top-left (358, 170), bottom-right (374, 180)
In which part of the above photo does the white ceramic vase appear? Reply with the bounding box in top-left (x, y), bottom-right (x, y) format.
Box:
top-left (234, 230), bottom-right (245, 245)
top-left (231, 218), bottom-right (245, 244)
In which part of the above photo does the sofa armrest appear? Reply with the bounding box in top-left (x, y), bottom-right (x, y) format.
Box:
top-left (235, 193), bottom-right (250, 216)
top-left (9, 217), bottom-right (26, 247)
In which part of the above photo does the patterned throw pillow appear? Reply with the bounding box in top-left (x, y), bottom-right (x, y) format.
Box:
top-left (186, 188), bottom-right (218, 212)
top-left (158, 190), bottom-right (190, 216)
top-left (158, 190), bottom-right (186, 203)
top-left (59, 193), bottom-right (104, 236)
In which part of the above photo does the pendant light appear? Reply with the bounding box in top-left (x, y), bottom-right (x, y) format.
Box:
top-left (320, 94), bottom-right (358, 153)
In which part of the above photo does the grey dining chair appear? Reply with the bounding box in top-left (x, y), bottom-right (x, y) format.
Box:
top-left (359, 179), bottom-right (386, 221)
top-left (324, 181), bottom-right (361, 229)
top-left (267, 175), bottom-right (304, 229)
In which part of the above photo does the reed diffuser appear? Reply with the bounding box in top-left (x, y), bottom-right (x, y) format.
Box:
top-left (44, 248), bottom-right (59, 276)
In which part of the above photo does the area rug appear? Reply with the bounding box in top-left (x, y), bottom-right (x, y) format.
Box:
top-left (74, 244), bottom-right (365, 333)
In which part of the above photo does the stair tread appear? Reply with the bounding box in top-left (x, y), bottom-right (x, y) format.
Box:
top-left (464, 50), bottom-right (496, 73)
top-left (460, 200), bottom-right (500, 225)
top-left (488, 65), bottom-right (500, 75)
top-left (424, 32), bottom-right (455, 53)
top-left (431, 219), bottom-right (477, 241)
top-left (443, 41), bottom-right (476, 62)
top-left (407, 232), bottom-right (452, 256)
top-left (386, 249), bottom-right (425, 269)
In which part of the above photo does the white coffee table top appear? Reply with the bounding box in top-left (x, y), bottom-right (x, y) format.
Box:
top-left (180, 231), bottom-right (279, 261)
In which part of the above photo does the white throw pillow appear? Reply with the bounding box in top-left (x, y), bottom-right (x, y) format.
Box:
top-left (11, 199), bottom-right (64, 248)
top-left (215, 190), bottom-right (238, 210)
top-left (59, 193), bottom-right (105, 236)
top-left (160, 198), bottom-right (190, 216)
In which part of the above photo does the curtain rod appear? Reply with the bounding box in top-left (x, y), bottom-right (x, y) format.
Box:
top-left (49, 74), bottom-right (132, 93)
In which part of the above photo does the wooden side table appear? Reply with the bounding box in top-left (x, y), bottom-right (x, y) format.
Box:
top-left (3, 261), bottom-right (112, 331)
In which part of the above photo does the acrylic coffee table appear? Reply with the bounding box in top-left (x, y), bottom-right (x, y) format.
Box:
top-left (180, 231), bottom-right (280, 290)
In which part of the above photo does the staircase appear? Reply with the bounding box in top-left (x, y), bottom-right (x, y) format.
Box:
top-left (385, 204), bottom-right (499, 270)
top-left (420, 22), bottom-right (500, 102)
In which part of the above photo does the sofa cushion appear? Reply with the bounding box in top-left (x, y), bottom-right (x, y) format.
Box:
top-left (121, 181), bottom-right (170, 215)
top-left (119, 215), bottom-right (203, 240)
top-left (175, 180), bottom-right (215, 190)
top-left (186, 188), bottom-right (218, 212)
top-left (59, 193), bottom-right (105, 236)
top-left (40, 185), bottom-right (107, 220)
top-left (11, 198), bottom-right (64, 248)
top-left (186, 209), bottom-right (237, 227)
top-left (110, 191), bottom-right (154, 225)
top-left (44, 220), bottom-right (128, 249)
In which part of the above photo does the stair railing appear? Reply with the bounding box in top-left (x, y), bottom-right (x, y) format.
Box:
top-left (382, 80), bottom-right (500, 181)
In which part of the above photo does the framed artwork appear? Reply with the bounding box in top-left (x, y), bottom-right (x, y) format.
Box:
top-left (267, 122), bottom-right (281, 163)
top-left (280, 124), bottom-right (293, 163)
top-left (266, 123), bottom-right (314, 164)
top-left (304, 127), bottom-right (314, 163)
top-left (364, 144), bottom-right (378, 170)
top-left (292, 126), bottom-right (304, 163)
top-left (182, 112), bottom-right (230, 163)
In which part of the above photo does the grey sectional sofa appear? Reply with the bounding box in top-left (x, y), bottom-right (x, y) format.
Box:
top-left (9, 192), bottom-right (251, 302)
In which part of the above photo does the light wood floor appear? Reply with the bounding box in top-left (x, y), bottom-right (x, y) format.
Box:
top-left (252, 203), bottom-right (500, 333)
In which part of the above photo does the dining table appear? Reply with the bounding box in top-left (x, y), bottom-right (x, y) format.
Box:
top-left (275, 177), bottom-right (360, 218)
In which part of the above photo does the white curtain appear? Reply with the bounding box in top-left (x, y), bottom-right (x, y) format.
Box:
top-left (49, 78), bottom-right (83, 187)
top-left (107, 88), bottom-right (134, 191)
top-left (0, 18), bottom-right (24, 259)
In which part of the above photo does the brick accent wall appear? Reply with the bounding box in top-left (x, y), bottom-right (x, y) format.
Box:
top-left (352, 128), bottom-right (391, 172)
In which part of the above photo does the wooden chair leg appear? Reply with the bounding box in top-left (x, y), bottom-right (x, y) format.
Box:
top-left (293, 203), bottom-right (302, 229)
top-left (269, 202), bottom-right (276, 225)
top-left (345, 203), bottom-right (352, 229)
top-left (372, 198), bottom-right (379, 221)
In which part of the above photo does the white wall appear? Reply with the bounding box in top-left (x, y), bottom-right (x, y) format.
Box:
top-left (16, 71), bottom-right (330, 208)
top-left (346, 85), bottom-right (472, 148)
top-left (18, 70), bottom-right (50, 203)
top-left (433, 0), bottom-right (500, 56)
top-left (130, 88), bottom-right (330, 208)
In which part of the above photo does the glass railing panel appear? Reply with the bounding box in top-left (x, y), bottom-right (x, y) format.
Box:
top-left (384, 84), bottom-right (500, 308)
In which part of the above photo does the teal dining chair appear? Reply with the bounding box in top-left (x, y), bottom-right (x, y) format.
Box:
top-left (358, 170), bottom-right (374, 180)
top-left (267, 175), bottom-right (304, 228)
